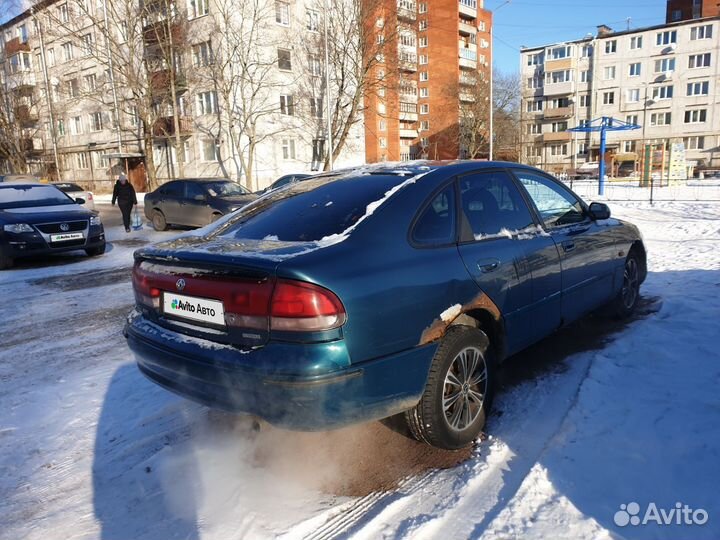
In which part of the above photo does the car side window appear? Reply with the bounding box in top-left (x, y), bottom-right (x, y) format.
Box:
top-left (160, 182), bottom-right (183, 197)
top-left (412, 184), bottom-right (456, 246)
top-left (458, 171), bottom-right (535, 239)
top-left (513, 170), bottom-right (586, 227)
top-left (185, 182), bottom-right (206, 200)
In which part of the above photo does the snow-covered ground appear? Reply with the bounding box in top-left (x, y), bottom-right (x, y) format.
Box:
top-left (1, 198), bottom-right (719, 540)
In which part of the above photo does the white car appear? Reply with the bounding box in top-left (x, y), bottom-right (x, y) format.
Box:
top-left (55, 182), bottom-right (96, 211)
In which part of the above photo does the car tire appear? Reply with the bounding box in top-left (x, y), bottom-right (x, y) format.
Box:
top-left (152, 210), bottom-right (168, 231)
top-left (0, 251), bottom-right (14, 270)
top-left (611, 250), bottom-right (641, 318)
top-left (85, 243), bottom-right (106, 257)
top-left (404, 326), bottom-right (495, 450)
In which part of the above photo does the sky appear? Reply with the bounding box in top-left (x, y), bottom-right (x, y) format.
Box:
top-left (491, 0), bottom-right (666, 73)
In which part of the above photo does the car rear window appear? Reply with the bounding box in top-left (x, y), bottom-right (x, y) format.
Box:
top-left (216, 174), bottom-right (410, 242)
top-left (55, 183), bottom-right (83, 192)
top-left (0, 185), bottom-right (74, 209)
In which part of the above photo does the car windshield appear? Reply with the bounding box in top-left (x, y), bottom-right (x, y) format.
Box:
top-left (0, 185), bottom-right (74, 209)
top-left (204, 181), bottom-right (249, 197)
top-left (55, 183), bottom-right (84, 192)
top-left (215, 174), bottom-right (409, 242)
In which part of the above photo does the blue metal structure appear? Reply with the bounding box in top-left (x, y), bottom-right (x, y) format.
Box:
top-left (568, 117), bottom-right (641, 195)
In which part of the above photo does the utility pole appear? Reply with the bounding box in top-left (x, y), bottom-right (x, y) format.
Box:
top-left (323, 0), bottom-right (333, 171)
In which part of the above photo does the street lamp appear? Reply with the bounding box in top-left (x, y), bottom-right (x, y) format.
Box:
top-left (488, 0), bottom-right (511, 161)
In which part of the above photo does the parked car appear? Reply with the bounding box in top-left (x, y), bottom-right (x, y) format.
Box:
top-left (144, 178), bottom-right (257, 231)
top-left (55, 182), bottom-right (96, 211)
top-left (0, 183), bottom-right (105, 269)
top-left (257, 173), bottom-right (312, 194)
top-left (125, 162), bottom-right (646, 449)
top-left (0, 174), bottom-right (40, 183)
top-left (575, 162), bottom-right (599, 178)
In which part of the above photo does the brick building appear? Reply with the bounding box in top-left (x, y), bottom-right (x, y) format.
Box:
top-left (667, 0), bottom-right (720, 22)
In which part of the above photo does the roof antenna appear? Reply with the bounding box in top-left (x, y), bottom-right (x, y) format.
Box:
top-left (626, 17), bottom-right (631, 31)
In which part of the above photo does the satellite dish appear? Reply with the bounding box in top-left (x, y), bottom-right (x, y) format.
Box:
top-left (50, 76), bottom-right (59, 85)
top-left (669, 42), bottom-right (677, 51)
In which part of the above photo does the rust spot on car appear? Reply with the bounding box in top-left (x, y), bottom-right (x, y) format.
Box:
top-left (419, 292), bottom-right (501, 345)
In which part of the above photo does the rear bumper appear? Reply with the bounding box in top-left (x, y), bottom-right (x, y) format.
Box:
top-left (125, 312), bottom-right (435, 430)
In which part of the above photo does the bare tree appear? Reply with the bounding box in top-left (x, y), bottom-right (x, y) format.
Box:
top-left (492, 70), bottom-right (520, 161)
top-left (0, 78), bottom-right (44, 174)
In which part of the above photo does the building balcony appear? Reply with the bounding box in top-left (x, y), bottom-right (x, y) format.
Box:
top-left (459, 73), bottom-right (478, 85)
top-left (150, 69), bottom-right (188, 95)
top-left (541, 131), bottom-right (571, 143)
top-left (400, 128), bottom-right (418, 139)
top-left (543, 81), bottom-right (574, 96)
top-left (400, 111), bottom-right (419, 122)
top-left (397, 1), bottom-right (417, 21)
top-left (7, 71), bottom-right (36, 92)
top-left (459, 57), bottom-right (477, 70)
top-left (543, 106), bottom-right (574, 119)
top-left (142, 20), bottom-right (186, 46)
top-left (152, 116), bottom-right (194, 137)
top-left (545, 58), bottom-right (575, 72)
top-left (459, 0), bottom-right (477, 19)
top-left (5, 37), bottom-right (30, 56)
top-left (14, 104), bottom-right (38, 126)
top-left (400, 60), bottom-right (418, 72)
top-left (459, 40), bottom-right (477, 53)
top-left (460, 93), bottom-right (476, 102)
top-left (459, 20), bottom-right (476, 36)
top-left (20, 137), bottom-right (43, 154)
top-left (400, 92), bottom-right (418, 103)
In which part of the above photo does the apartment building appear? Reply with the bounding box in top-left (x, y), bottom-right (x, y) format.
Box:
top-left (364, 0), bottom-right (492, 162)
top-left (667, 0), bottom-right (720, 22)
top-left (519, 17), bottom-right (720, 175)
top-left (0, 0), bottom-right (365, 191)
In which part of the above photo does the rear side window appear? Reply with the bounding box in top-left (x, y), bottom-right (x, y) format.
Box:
top-left (159, 182), bottom-right (183, 197)
top-left (459, 171), bottom-right (535, 239)
top-left (411, 184), bottom-right (456, 245)
top-left (217, 175), bottom-right (410, 242)
top-left (56, 183), bottom-right (83, 191)
top-left (185, 182), bottom-right (206, 199)
top-left (513, 170), bottom-right (586, 227)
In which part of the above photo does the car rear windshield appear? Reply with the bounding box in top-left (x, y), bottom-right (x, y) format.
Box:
top-left (216, 174), bottom-right (409, 242)
top-left (55, 183), bottom-right (84, 192)
top-left (0, 185), bottom-right (74, 209)
top-left (204, 181), bottom-right (249, 197)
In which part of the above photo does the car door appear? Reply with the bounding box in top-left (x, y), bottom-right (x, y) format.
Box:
top-left (183, 181), bottom-right (212, 226)
top-left (157, 181), bottom-right (184, 224)
top-left (512, 169), bottom-right (616, 324)
top-left (455, 170), bottom-right (555, 355)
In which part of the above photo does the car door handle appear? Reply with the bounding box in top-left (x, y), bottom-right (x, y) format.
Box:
top-left (562, 240), bottom-right (576, 252)
top-left (477, 259), bottom-right (500, 273)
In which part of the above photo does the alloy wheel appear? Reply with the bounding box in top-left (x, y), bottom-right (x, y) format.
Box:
top-left (443, 346), bottom-right (487, 431)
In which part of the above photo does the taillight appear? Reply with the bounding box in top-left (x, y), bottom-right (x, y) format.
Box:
top-left (132, 263), bottom-right (160, 309)
top-left (270, 279), bottom-right (346, 331)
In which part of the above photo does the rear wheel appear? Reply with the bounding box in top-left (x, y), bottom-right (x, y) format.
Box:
top-left (404, 326), bottom-right (494, 450)
top-left (85, 243), bottom-right (106, 257)
top-left (152, 210), bottom-right (168, 231)
top-left (612, 251), bottom-right (641, 318)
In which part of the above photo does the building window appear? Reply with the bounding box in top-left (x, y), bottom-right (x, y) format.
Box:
top-left (281, 139), bottom-right (296, 159)
top-left (550, 144), bottom-right (567, 156)
top-left (69, 78), bottom-right (80, 98)
top-left (684, 136), bottom-right (705, 150)
top-left (419, 71), bottom-right (428, 81)
top-left (526, 99), bottom-right (543, 112)
top-left (275, 1), bottom-right (290, 25)
top-left (419, 20), bottom-right (428, 31)
top-left (57, 119), bottom-right (65, 136)
top-left (188, 0), bottom-right (209, 18)
top-left (581, 44), bottom-right (593, 57)
top-left (9, 52), bottom-right (31, 73)
top-left (580, 70), bottom-right (591, 83)
top-left (629, 62), bottom-right (641, 76)
top-left (551, 121), bottom-right (568, 132)
top-left (650, 112), bottom-right (671, 126)
top-left (310, 97), bottom-right (323, 118)
top-left (280, 94), bottom-right (294, 115)
top-left (379, 137), bottom-right (386, 148)
top-left (306, 10), bottom-right (320, 31)
top-left (623, 141), bottom-right (637, 152)
top-left (690, 24), bottom-right (712, 40)
top-left (196, 91), bottom-right (218, 115)
top-left (377, 102), bottom-right (386, 114)
top-left (59, 4), bottom-right (69, 23)
top-left (193, 41), bottom-right (213, 66)
top-left (420, 120), bottom-right (429, 130)
top-left (62, 42), bottom-right (73, 62)
top-left (654, 58), bottom-right (675, 73)
top-left (656, 30), bottom-right (677, 46)
top-left (630, 36), bottom-right (643, 49)
top-left (687, 81), bottom-right (709, 96)
top-left (90, 111), bottom-right (103, 131)
top-left (420, 103), bottom-right (429, 114)
top-left (420, 87), bottom-right (428, 98)
top-left (85, 73), bottom-right (97, 92)
top-left (419, 36), bottom-right (428, 48)
top-left (546, 70), bottom-right (572, 84)
top-left (200, 139), bottom-right (218, 162)
top-left (671, 9), bottom-right (682, 21)
top-left (652, 85), bottom-right (673, 100)
top-left (603, 91), bottom-right (614, 105)
top-left (580, 95), bottom-right (591, 107)
top-left (308, 55), bottom-right (322, 76)
top-left (379, 119), bottom-right (386, 131)
top-left (627, 89), bottom-right (640, 103)
top-left (81, 33), bottom-right (94, 56)
top-left (626, 114), bottom-right (638, 125)
top-left (684, 109), bottom-right (707, 123)
top-left (71, 115), bottom-right (83, 135)
top-left (548, 45), bottom-right (571, 59)
top-left (689, 53), bottom-right (711, 69)
top-left (578, 142), bottom-right (588, 155)
top-left (527, 52), bottom-right (544, 66)
top-left (47, 48), bottom-right (55, 67)
top-left (76, 152), bottom-right (89, 169)
top-left (603, 66), bottom-right (616, 80)
top-left (604, 40), bottom-right (617, 54)
top-left (419, 54), bottom-right (428, 65)
top-left (418, 2), bottom-right (427, 13)
top-left (277, 48), bottom-right (291, 70)
top-left (528, 123), bottom-right (541, 134)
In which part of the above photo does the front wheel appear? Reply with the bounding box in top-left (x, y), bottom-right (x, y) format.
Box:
top-left (612, 251), bottom-right (641, 318)
top-left (404, 326), bottom-right (494, 450)
top-left (85, 243), bottom-right (106, 257)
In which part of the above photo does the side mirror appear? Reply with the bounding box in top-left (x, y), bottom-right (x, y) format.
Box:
top-left (589, 202), bottom-right (610, 220)
top-left (193, 194), bottom-right (206, 201)
top-left (75, 197), bottom-right (85, 204)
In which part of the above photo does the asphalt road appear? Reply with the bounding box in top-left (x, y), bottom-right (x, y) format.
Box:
top-left (96, 202), bottom-right (145, 229)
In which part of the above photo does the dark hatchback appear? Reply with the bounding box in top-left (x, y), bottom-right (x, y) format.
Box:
top-left (144, 178), bottom-right (257, 231)
top-left (126, 162), bottom-right (646, 449)
top-left (258, 173), bottom-right (312, 194)
top-left (0, 183), bottom-right (105, 269)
